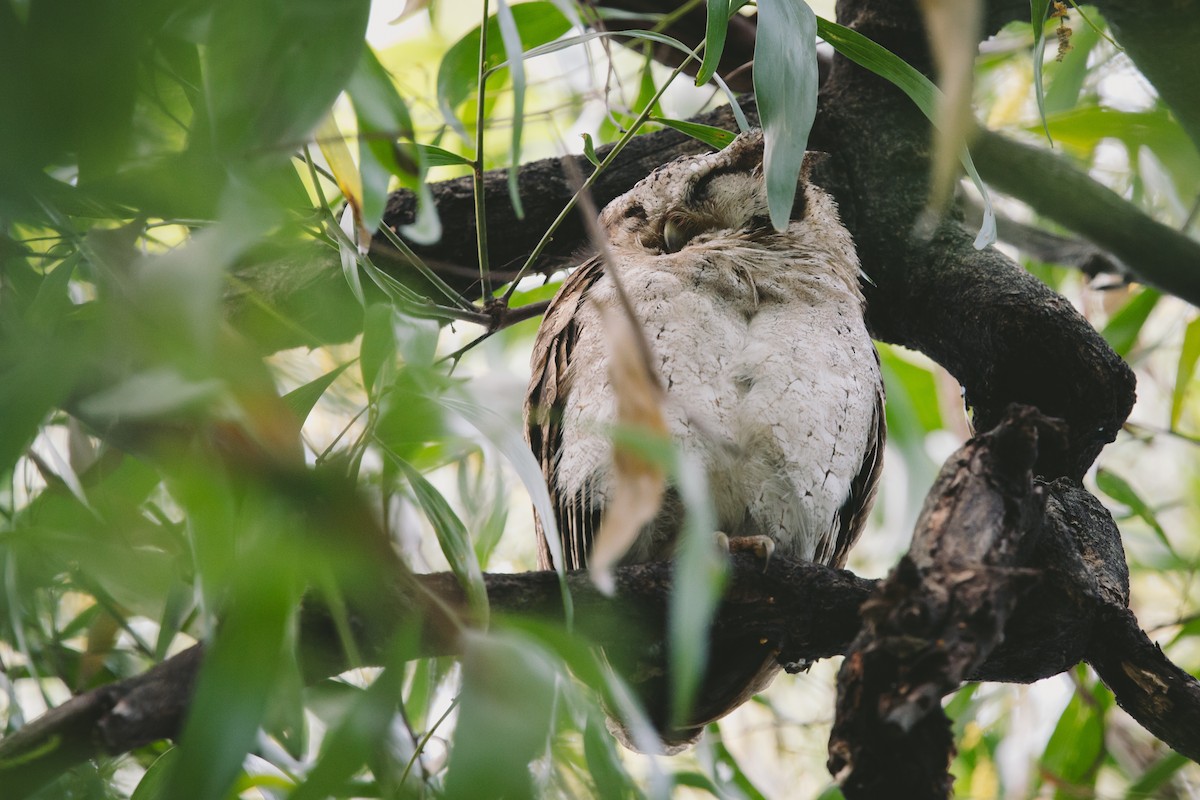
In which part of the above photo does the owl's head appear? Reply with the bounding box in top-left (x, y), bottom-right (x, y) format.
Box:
top-left (599, 130), bottom-right (855, 271)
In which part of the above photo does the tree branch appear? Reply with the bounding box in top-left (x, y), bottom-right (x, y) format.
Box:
top-left (959, 193), bottom-right (1132, 280)
top-left (4, 414), bottom-right (1198, 798)
top-left (829, 407), bottom-right (1058, 798)
top-left (1091, 0), bottom-right (1200, 155)
top-left (972, 127), bottom-right (1200, 306)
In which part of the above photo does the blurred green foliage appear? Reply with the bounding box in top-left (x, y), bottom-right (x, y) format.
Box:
top-left (0, 0), bottom-right (1198, 798)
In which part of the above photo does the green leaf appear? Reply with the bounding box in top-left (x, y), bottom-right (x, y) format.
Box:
top-left (290, 664), bottom-right (405, 800)
top-left (649, 117), bottom-right (737, 149)
top-left (1039, 680), bottom-right (1110, 794)
top-left (347, 47), bottom-right (425, 238)
top-left (435, 2), bottom-right (571, 141)
top-left (25, 253), bottom-right (79, 329)
top-left (1100, 287), bottom-right (1161, 358)
top-left (1126, 751), bottom-right (1189, 797)
top-left (1095, 468), bottom-right (1174, 554)
top-left (282, 362), bottom-right (353, 425)
top-left (815, 16), bottom-right (996, 248)
top-left (443, 395), bottom-right (566, 581)
top-left (205, 0), bottom-right (371, 156)
top-left (754, 0), bottom-right (817, 230)
top-left (494, 0), bottom-right (527, 220)
top-left (77, 368), bottom-right (224, 421)
top-left (708, 731), bottom-right (770, 800)
top-left (1030, 0), bottom-right (1053, 144)
top-left (584, 712), bottom-right (642, 800)
top-left (360, 303), bottom-right (397, 400)
top-left (396, 459), bottom-right (489, 624)
top-left (163, 558), bottom-right (297, 800)
top-left (669, 456), bottom-right (725, 729)
top-left (130, 748), bottom-right (181, 800)
top-left (581, 133), bottom-right (602, 166)
top-left (1171, 316), bottom-right (1200, 429)
top-left (443, 632), bottom-right (558, 800)
top-left (414, 143), bottom-right (475, 167)
top-left (696, 0), bottom-right (730, 87)
top-left (1044, 16), bottom-right (1100, 114)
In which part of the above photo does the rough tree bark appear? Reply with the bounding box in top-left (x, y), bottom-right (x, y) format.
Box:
top-left (4, 0), bottom-right (1200, 797)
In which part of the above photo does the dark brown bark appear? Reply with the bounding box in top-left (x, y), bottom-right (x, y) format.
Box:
top-left (828, 407), bottom-right (1059, 798)
top-left (3, 424), bottom-right (1195, 799)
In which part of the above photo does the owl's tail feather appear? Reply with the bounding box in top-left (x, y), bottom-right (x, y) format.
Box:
top-left (606, 635), bottom-right (782, 753)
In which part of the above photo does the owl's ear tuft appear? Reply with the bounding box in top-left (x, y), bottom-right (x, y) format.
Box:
top-left (790, 185), bottom-right (809, 220)
top-left (623, 202), bottom-right (647, 221)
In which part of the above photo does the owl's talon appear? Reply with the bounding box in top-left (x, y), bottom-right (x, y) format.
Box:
top-left (714, 531), bottom-right (731, 554)
top-left (717, 534), bottom-right (775, 571)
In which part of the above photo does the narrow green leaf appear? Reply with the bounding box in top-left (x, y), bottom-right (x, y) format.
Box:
top-left (1126, 751), bottom-right (1189, 797)
top-left (1100, 287), bottom-right (1161, 358)
top-left (1044, 17), bottom-right (1100, 114)
top-left (77, 368), bottom-right (223, 421)
top-left (1031, 0), bottom-right (1053, 144)
top-left (153, 584), bottom-right (193, 661)
top-left (130, 748), bottom-right (181, 800)
top-left (1171, 316), bottom-right (1200, 429)
top-left (581, 132), bottom-right (602, 166)
top-left (709, 732), bottom-right (770, 800)
top-left (650, 117), bottom-right (737, 149)
top-left (584, 712), bottom-right (642, 799)
top-left (442, 396), bottom-right (565, 578)
top-left (443, 632), bottom-right (557, 800)
top-left (163, 561), bottom-right (296, 800)
top-left (494, 0), bottom-right (527, 219)
top-left (414, 143), bottom-right (475, 167)
top-left (25, 253), bottom-right (79, 328)
top-left (360, 303), bottom-right (397, 400)
top-left (696, 0), bottom-right (731, 86)
top-left (347, 47), bottom-right (421, 237)
top-left (815, 16), bottom-right (997, 247)
top-left (290, 665), bottom-right (405, 800)
top-left (205, 0), bottom-right (371, 156)
top-left (1039, 681), bottom-right (1109, 793)
top-left (754, 0), bottom-right (817, 230)
top-left (397, 459), bottom-right (489, 623)
top-left (282, 362), bottom-right (353, 425)
top-left (669, 456), bottom-right (725, 729)
top-left (634, 50), bottom-right (663, 121)
top-left (435, 2), bottom-right (571, 141)
top-left (1095, 468), bottom-right (1175, 554)
top-left (511, 30), bottom-right (749, 130)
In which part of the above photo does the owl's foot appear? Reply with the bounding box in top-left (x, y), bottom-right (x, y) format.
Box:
top-left (713, 532), bottom-right (775, 570)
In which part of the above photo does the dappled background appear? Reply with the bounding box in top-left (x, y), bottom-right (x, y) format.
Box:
top-left (0, 0), bottom-right (1198, 797)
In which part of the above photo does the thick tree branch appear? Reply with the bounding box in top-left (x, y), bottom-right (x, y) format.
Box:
top-left (1088, 607), bottom-right (1200, 764)
top-left (960, 193), bottom-right (1132, 279)
top-left (4, 427), bottom-right (1198, 797)
top-left (829, 407), bottom-right (1058, 799)
top-left (1092, 0), bottom-right (1200, 155)
top-left (810, 2), bottom-right (1135, 481)
top-left (972, 128), bottom-right (1200, 306)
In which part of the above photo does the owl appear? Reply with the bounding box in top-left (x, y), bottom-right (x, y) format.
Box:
top-left (524, 129), bottom-right (885, 750)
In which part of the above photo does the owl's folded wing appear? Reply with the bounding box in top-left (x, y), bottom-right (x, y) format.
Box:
top-left (524, 256), bottom-right (607, 572)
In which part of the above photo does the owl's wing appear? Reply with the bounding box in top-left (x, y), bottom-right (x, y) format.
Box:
top-left (824, 349), bottom-right (887, 569)
top-left (524, 256), bottom-right (607, 571)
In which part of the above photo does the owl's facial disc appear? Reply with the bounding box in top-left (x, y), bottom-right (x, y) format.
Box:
top-left (603, 130), bottom-right (814, 254)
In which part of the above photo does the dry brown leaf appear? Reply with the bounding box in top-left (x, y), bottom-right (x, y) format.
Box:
top-left (588, 303), bottom-right (668, 595)
top-left (918, 0), bottom-right (982, 221)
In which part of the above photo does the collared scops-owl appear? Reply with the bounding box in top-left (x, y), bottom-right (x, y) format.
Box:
top-left (525, 129), bottom-right (885, 750)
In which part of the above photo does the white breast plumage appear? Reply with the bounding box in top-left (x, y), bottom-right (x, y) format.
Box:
top-left (523, 129), bottom-right (885, 749)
